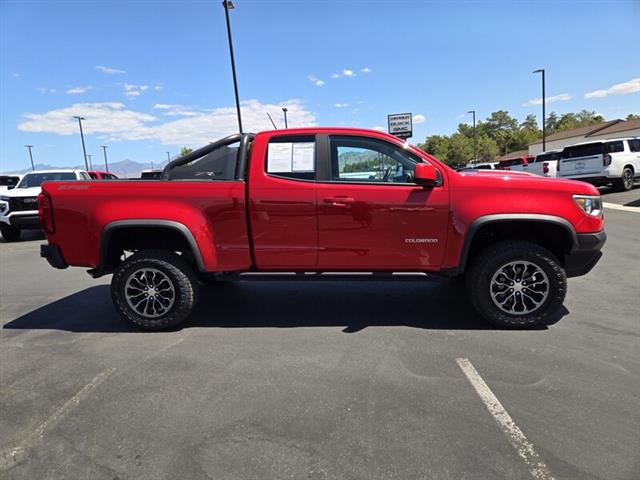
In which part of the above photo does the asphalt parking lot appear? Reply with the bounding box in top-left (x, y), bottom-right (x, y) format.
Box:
top-left (1, 189), bottom-right (639, 480)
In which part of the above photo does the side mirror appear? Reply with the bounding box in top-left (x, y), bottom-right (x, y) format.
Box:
top-left (414, 163), bottom-right (439, 187)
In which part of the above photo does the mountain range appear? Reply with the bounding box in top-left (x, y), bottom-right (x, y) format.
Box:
top-left (2, 159), bottom-right (168, 178)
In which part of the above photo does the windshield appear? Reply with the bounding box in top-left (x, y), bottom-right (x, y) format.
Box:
top-left (17, 172), bottom-right (76, 188)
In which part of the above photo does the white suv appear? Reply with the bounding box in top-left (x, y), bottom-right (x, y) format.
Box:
top-left (0, 169), bottom-right (90, 242)
top-left (557, 137), bottom-right (640, 191)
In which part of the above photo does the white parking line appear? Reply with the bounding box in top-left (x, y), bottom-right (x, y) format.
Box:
top-left (456, 358), bottom-right (554, 480)
top-left (0, 368), bottom-right (115, 472)
top-left (603, 202), bottom-right (640, 213)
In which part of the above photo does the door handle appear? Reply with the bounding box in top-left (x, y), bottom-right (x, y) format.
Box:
top-left (323, 196), bottom-right (355, 206)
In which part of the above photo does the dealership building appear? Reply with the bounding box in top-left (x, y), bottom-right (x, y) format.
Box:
top-left (527, 118), bottom-right (640, 156)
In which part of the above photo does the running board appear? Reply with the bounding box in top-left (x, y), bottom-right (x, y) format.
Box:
top-left (214, 272), bottom-right (435, 282)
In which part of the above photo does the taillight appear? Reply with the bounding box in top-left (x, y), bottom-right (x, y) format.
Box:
top-left (603, 154), bottom-right (612, 166)
top-left (543, 162), bottom-right (549, 174)
top-left (38, 192), bottom-right (55, 234)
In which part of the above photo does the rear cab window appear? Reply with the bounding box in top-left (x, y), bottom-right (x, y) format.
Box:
top-left (265, 135), bottom-right (316, 182)
top-left (535, 152), bottom-right (561, 163)
top-left (629, 139), bottom-right (640, 152)
top-left (168, 142), bottom-right (240, 180)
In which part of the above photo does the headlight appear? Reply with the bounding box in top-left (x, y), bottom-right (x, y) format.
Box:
top-left (573, 195), bottom-right (602, 217)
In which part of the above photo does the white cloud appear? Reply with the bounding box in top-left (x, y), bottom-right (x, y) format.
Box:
top-left (18, 99), bottom-right (316, 146)
top-left (342, 69), bottom-right (355, 77)
top-left (67, 86), bottom-right (92, 94)
top-left (331, 73), bottom-right (340, 79)
top-left (154, 85), bottom-right (163, 91)
top-left (335, 103), bottom-right (349, 108)
top-left (123, 84), bottom-right (150, 99)
top-left (36, 87), bottom-right (57, 94)
top-left (372, 126), bottom-right (385, 131)
top-left (584, 77), bottom-right (640, 99)
top-left (18, 102), bottom-right (156, 137)
top-left (152, 103), bottom-right (198, 116)
top-left (95, 65), bottom-right (126, 75)
top-left (413, 114), bottom-right (426, 124)
top-left (361, 67), bottom-right (372, 74)
top-left (307, 75), bottom-right (325, 87)
top-left (522, 93), bottom-right (572, 107)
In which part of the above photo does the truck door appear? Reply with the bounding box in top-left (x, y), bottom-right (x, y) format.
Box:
top-left (315, 135), bottom-right (449, 270)
top-left (249, 134), bottom-right (318, 269)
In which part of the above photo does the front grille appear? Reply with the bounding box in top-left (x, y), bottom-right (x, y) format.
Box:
top-left (9, 197), bottom-right (38, 212)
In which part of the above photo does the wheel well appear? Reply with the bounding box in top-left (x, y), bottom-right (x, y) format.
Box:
top-left (623, 164), bottom-right (634, 174)
top-left (464, 221), bottom-right (574, 271)
top-left (101, 226), bottom-right (200, 273)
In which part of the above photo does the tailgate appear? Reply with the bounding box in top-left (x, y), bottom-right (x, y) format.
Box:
top-left (558, 154), bottom-right (602, 176)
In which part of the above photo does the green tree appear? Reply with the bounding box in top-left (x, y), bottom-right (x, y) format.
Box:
top-left (626, 113), bottom-right (640, 121)
top-left (180, 146), bottom-right (193, 156)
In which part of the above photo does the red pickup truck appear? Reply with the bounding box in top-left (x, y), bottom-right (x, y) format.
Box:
top-left (38, 128), bottom-right (606, 330)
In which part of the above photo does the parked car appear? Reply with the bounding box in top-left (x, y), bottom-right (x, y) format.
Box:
top-left (39, 128), bottom-right (605, 330)
top-left (529, 150), bottom-right (562, 177)
top-left (557, 137), bottom-right (640, 191)
top-left (0, 175), bottom-right (22, 193)
top-left (0, 169), bottom-right (89, 241)
top-left (140, 169), bottom-right (163, 180)
top-left (88, 171), bottom-right (119, 180)
top-left (457, 162), bottom-right (498, 172)
top-left (496, 156), bottom-right (532, 171)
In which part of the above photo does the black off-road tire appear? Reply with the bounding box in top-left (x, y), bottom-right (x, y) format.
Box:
top-left (111, 249), bottom-right (199, 331)
top-left (466, 240), bottom-right (566, 329)
top-left (0, 224), bottom-right (21, 242)
top-left (614, 167), bottom-right (634, 192)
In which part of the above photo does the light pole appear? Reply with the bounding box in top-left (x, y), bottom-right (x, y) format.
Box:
top-left (467, 110), bottom-right (476, 164)
top-left (222, 0), bottom-right (243, 134)
top-left (87, 154), bottom-right (93, 170)
top-left (533, 69), bottom-right (546, 152)
top-left (73, 116), bottom-right (89, 170)
top-left (101, 145), bottom-right (109, 171)
top-left (282, 107), bottom-right (288, 129)
top-left (24, 145), bottom-right (35, 170)
top-left (166, 152), bottom-right (171, 162)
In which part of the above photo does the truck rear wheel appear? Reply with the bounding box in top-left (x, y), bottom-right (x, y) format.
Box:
top-left (466, 240), bottom-right (566, 328)
top-left (111, 249), bottom-right (199, 331)
top-left (0, 224), bottom-right (21, 242)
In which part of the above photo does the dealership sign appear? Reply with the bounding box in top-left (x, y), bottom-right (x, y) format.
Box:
top-left (388, 113), bottom-right (413, 139)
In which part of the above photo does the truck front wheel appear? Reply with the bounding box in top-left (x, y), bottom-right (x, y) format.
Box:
top-left (466, 240), bottom-right (567, 328)
top-left (0, 224), bottom-right (21, 242)
top-left (111, 249), bottom-right (199, 331)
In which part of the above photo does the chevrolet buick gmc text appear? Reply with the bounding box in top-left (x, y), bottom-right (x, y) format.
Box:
top-left (38, 128), bottom-right (606, 330)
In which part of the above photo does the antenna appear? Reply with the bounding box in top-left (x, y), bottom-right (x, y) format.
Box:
top-left (266, 112), bottom-right (278, 130)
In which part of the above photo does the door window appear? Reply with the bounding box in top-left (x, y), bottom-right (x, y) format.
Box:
top-left (329, 136), bottom-right (418, 183)
top-left (629, 139), bottom-right (640, 152)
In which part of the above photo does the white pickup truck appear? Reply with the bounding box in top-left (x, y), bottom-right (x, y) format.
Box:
top-left (557, 138), bottom-right (640, 191)
top-left (0, 169), bottom-right (90, 241)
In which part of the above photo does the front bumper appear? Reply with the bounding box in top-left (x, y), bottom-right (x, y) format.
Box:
top-left (41, 244), bottom-right (69, 269)
top-left (564, 230), bottom-right (606, 278)
top-left (0, 210), bottom-right (40, 229)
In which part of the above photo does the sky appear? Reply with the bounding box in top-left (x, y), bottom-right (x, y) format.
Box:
top-left (1, 0), bottom-right (639, 172)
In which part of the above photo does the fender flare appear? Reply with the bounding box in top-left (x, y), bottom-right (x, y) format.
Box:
top-left (457, 214), bottom-right (578, 272)
top-left (98, 219), bottom-right (206, 273)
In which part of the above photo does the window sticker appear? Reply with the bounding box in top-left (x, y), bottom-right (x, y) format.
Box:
top-left (267, 143), bottom-right (293, 173)
top-left (292, 142), bottom-right (315, 172)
